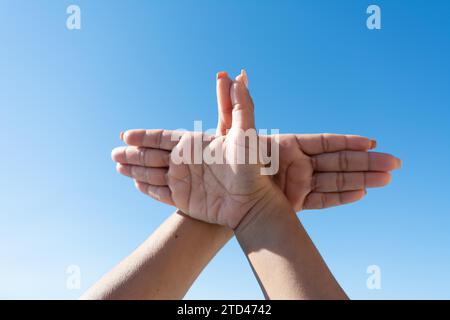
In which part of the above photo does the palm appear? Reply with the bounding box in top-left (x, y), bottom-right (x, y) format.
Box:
top-left (166, 131), bottom-right (274, 228)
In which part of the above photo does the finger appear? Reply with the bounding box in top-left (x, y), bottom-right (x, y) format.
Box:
top-left (111, 146), bottom-right (170, 167)
top-left (294, 134), bottom-right (377, 155)
top-left (134, 180), bottom-right (174, 206)
top-left (313, 172), bottom-right (391, 192)
top-left (312, 151), bottom-right (402, 172)
top-left (230, 69), bottom-right (255, 130)
top-left (121, 129), bottom-right (181, 150)
top-left (117, 164), bottom-right (168, 186)
top-left (216, 71), bottom-right (233, 136)
top-left (303, 190), bottom-right (366, 209)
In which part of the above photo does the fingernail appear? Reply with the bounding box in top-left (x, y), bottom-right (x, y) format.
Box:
top-left (120, 131), bottom-right (125, 141)
top-left (216, 71), bottom-right (228, 80)
top-left (370, 140), bottom-right (377, 149)
top-left (241, 69), bottom-right (249, 89)
top-left (364, 189), bottom-right (368, 195)
top-left (396, 158), bottom-right (402, 168)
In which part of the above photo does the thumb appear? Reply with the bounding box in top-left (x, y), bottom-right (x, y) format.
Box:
top-left (231, 69), bottom-right (255, 130)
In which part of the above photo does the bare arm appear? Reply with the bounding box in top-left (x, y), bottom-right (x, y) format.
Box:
top-left (81, 211), bottom-right (231, 300)
top-left (236, 190), bottom-right (348, 300)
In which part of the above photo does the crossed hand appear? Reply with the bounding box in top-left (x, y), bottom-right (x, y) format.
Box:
top-left (111, 71), bottom-right (400, 230)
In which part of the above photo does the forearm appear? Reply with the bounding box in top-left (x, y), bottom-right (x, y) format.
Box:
top-left (236, 194), bottom-right (348, 300)
top-left (81, 211), bottom-right (232, 300)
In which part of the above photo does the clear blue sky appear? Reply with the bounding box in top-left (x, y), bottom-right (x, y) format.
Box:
top-left (1, 0), bottom-right (449, 299)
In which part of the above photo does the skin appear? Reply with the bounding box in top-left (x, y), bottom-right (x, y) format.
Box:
top-left (83, 70), bottom-right (400, 299)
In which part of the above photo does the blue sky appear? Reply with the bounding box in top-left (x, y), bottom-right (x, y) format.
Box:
top-left (1, 0), bottom-right (450, 299)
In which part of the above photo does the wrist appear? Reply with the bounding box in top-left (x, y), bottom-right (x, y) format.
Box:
top-left (175, 209), bottom-right (234, 239)
top-left (234, 188), bottom-right (296, 241)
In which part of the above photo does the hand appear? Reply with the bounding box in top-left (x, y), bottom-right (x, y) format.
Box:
top-left (114, 75), bottom-right (282, 229)
top-left (265, 133), bottom-right (400, 211)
